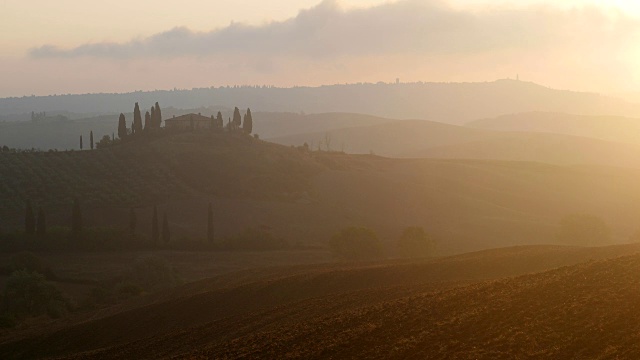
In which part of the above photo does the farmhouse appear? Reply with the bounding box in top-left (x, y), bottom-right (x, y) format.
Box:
top-left (164, 113), bottom-right (212, 130)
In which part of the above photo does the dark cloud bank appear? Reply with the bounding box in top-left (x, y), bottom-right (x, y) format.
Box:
top-left (29, 0), bottom-right (639, 59)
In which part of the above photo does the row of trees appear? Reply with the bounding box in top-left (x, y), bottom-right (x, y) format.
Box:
top-left (118, 102), bottom-right (163, 139)
top-left (227, 107), bottom-right (253, 134)
top-left (24, 199), bottom-right (82, 239)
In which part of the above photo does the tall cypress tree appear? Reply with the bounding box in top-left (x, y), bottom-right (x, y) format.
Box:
top-left (144, 111), bottom-right (151, 131)
top-left (25, 200), bottom-right (35, 235)
top-left (243, 108), bottom-right (253, 134)
top-left (118, 113), bottom-right (127, 139)
top-left (129, 208), bottom-right (137, 236)
top-left (71, 198), bottom-right (82, 236)
top-left (90, 131), bottom-right (94, 150)
top-left (133, 102), bottom-right (143, 134)
top-left (232, 107), bottom-right (242, 129)
top-left (36, 207), bottom-right (46, 238)
top-left (154, 102), bottom-right (162, 127)
top-left (162, 213), bottom-right (170, 243)
top-left (150, 107), bottom-right (155, 129)
top-left (207, 202), bottom-right (214, 243)
top-left (80, 135), bottom-right (83, 150)
top-left (216, 111), bottom-right (223, 129)
top-left (151, 206), bottom-right (159, 246)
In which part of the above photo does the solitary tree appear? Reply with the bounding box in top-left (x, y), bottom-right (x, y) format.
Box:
top-left (36, 208), bottom-right (46, 238)
top-left (129, 208), bottom-right (137, 237)
top-left (207, 202), bottom-right (214, 243)
top-left (144, 111), bottom-right (151, 131)
top-left (397, 227), bottom-right (435, 258)
top-left (79, 135), bottom-right (83, 150)
top-left (25, 200), bottom-right (35, 235)
top-left (243, 108), bottom-right (253, 134)
top-left (162, 213), bottom-right (170, 243)
top-left (89, 131), bottom-right (94, 150)
top-left (232, 107), bottom-right (242, 129)
top-left (118, 113), bottom-right (127, 139)
top-left (151, 206), bottom-right (159, 246)
top-left (71, 198), bottom-right (82, 236)
top-left (132, 102), bottom-right (143, 134)
top-left (154, 102), bottom-right (162, 127)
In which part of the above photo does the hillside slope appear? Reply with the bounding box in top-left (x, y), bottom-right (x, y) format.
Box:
top-left (269, 119), bottom-right (640, 168)
top-left (3, 80), bottom-right (640, 125)
top-left (2, 244), bottom-right (639, 359)
top-left (4, 132), bottom-right (640, 253)
top-left (174, 252), bottom-right (640, 360)
top-left (467, 111), bottom-right (640, 144)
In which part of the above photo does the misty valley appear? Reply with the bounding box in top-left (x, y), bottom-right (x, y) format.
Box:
top-left (4, 0), bottom-right (640, 359)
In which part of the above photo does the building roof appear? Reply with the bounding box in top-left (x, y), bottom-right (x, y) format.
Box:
top-left (165, 113), bottom-right (211, 122)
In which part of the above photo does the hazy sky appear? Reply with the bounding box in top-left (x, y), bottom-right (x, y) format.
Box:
top-left (2, 0), bottom-right (640, 97)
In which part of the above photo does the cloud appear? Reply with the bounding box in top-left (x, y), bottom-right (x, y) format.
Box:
top-left (27, 0), bottom-right (640, 61)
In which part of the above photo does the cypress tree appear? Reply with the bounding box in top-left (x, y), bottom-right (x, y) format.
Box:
top-left (243, 108), bottom-right (253, 134)
top-left (207, 202), bottom-right (214, 243)
top-left (162, 213), bottom-right (170, 243)
top-left (36, 207), bottom-right (46, 238)
top-left (90, 131), bottom-right (94, 150)
top-left (232, 107), bottom-right (242, 129)
top-left (80, 135), bottom-right (83, 150)
top-left (154, 102), bottom-right (162, 128)
top-left (144, 111), bottom-right (151, 130)
top-left (25, 200), bottom-right (35, 235)
top-left (133, 102), bottom-right (143, 134)
top-left (129, 208), bottom-right (137, 236)
top-left (150, 107), bottom-right (155, 129)
top-left (151, 206), bottom-right (159, 246)
top-left (118, 113), bottom-right (127, 139)
top-left (216, 111), bottom-right (223, 129)
top-left (71, 198), bottom-right (82, 236)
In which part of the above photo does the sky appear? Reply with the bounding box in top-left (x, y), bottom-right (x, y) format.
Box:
top-left (2, 0), bottom-right (640, 97)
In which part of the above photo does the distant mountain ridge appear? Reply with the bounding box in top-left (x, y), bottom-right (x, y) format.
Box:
top-left (3, 80), bottom-right (639, 124)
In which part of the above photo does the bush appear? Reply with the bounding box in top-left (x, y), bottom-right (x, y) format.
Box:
top-left (556, 214), bottom-right (611, 246)
top-left (2, 270), bottom-right (69, 318)
top-left (397, 227), bottom-right (435, 258)
top-left (223, 227), bottom-right (288, 251)
top-left (9, 252), bottom-right (56, 280)
top-left (329, 227), bottom-right (384, 261)
top-left (130, 256), bottom-right (181, 291)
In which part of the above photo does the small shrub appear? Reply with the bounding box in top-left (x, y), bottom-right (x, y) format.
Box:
top-left (329, 227), bottom-right (384, 261)
top-left (397, 227), bottom-right (435, 258)
top-left (9, 252), bottom-right (56, 280)
top-left (2, 270), bottom-right (69, 318)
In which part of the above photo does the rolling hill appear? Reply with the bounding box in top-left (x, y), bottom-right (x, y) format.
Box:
top-left (467, 112), bottom-right (640, 144)
top-left (3, 131), bottom-right (640, 254)
top-left (2, 244), bottom-right (639, 359)
top-left (3, 80), bottom-right (640, 125)
top-left (269, 118), bottom-right (640, 168)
